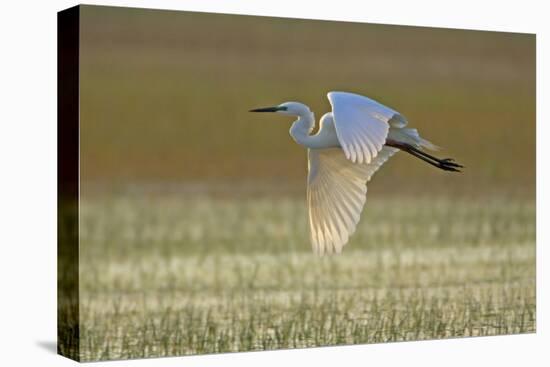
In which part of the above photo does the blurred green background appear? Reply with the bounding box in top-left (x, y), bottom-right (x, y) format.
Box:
top-left (80, 5), bottom-right (535, 197)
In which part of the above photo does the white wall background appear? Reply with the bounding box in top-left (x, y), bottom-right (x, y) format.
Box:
top-left (0, 1), bottom-right (546, 366)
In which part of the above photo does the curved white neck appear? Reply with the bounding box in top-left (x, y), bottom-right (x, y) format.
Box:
top-left (289, 112), bottom-right (317, 148)
top-left (289, 112), bottom-right (339, 149)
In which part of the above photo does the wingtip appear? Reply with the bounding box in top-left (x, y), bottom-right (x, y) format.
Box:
top-left (344, 150), bottom-right (351, 161)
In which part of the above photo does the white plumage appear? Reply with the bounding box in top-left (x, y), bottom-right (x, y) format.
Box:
top-left (307, 146), bottom-right (398, 254)
top-left (250, 91), bottom-right (460, 254)
top-left (328, 91), bottom-right (393, 164)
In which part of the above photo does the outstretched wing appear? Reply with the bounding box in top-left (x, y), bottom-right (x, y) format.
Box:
top-left (307, 146), bottom-right (398, 255)
top-left (327, 91), bottom-right (407, 164)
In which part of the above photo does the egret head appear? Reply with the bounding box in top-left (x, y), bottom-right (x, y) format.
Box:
top-left (249, 102), bottom-right (311, 116)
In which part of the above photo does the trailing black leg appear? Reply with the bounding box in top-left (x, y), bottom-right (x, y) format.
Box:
top-left (407, 145), bottom-right (463, 169)
top-left (385, 141), bottom-right (463, 172)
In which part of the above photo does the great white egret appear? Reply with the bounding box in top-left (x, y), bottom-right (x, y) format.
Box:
top-left (250, 91), bottom-right (462, 255)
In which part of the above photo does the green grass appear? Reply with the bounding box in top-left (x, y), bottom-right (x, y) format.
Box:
top-left (74, 193), bottom-right (535, 361)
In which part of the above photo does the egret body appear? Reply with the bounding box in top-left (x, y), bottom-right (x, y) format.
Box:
top-left (250, 91), bottom-right (462, 255)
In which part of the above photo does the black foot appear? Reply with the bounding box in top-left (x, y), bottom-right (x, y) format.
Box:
top-left (438, 158), bottom-right (463, 172)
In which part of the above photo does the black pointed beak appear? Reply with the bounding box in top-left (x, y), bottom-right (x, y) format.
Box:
top-left (249, 106), bottom-right (285, 113)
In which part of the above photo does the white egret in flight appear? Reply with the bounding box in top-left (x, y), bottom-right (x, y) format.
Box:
top-left (250, 91), bottom-right (462, 255)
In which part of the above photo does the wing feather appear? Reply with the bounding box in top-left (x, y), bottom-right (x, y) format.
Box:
top-left (328, 91), bottom-right (406, 164)
top-left (307, 146), bottom-right (398, 254)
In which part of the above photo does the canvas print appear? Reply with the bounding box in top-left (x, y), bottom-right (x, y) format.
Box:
top-left (58, 5), bottom-right (536, 362)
